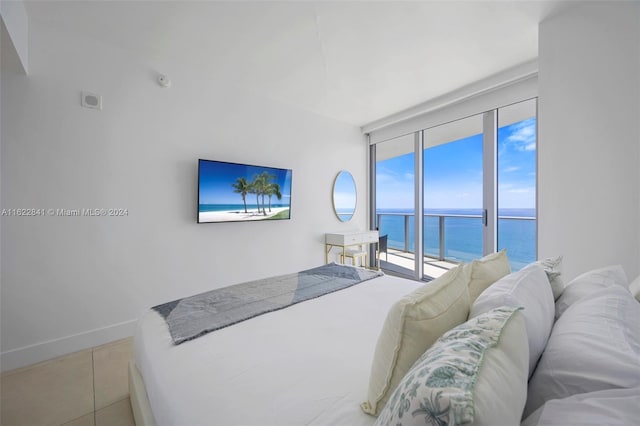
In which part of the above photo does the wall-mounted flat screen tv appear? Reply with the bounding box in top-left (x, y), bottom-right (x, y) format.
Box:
top-left (198, 159), bottom-right (292, 223)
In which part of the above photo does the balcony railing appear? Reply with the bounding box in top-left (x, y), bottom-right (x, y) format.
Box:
top-left (376, 212), bottom-right (536, 269)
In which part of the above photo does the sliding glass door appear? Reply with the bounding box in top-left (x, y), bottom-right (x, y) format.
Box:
top-left (370, 99), bottom-right (537, 280)
top-left (374, 134), bottom-right (416, 277)
top-left (423, 113), bottom-right (484, 270)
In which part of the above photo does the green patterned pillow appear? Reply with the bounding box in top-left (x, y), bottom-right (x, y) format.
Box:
top-left (374, 306), bottom-right (529, 426)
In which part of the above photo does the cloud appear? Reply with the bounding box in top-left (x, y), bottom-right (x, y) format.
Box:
top-left (377, 166), bottom-right (414, 184)
top-left (500, 181), bottom-right (534, 194)
top-left (503, 166), bottom-right (520, 173)
top-left (499, 184), bottom-right (536, 208)
top-left (506, 118), bottom-right (536, 151)
top-left (375, 172), bottom-right (394, 184)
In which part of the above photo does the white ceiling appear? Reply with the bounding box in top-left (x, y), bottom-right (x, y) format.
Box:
top-left (23, 0), bottom-right (574, 127)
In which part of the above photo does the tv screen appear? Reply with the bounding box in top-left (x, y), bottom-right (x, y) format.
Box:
top-left (198, 159), bottom-right (292, 223)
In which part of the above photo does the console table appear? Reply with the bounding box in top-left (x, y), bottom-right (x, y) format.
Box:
top-left (325, 230), bottom-right (379, 268)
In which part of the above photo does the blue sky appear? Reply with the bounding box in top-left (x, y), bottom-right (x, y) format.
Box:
top-left (199, 160), bottom-right (292, 205)
top-left (376, 117), bottom-right (536, 210)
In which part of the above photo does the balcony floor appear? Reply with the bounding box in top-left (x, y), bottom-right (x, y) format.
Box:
top-left (379, 248), bottom-right (459, 281)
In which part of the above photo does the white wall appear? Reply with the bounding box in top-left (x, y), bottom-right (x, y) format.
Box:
top-left (538, 2), bottom-right (640, 281)
top-left (0, 21), bottom-right (366, 371)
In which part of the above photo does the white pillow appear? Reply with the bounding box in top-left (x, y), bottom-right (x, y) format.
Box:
top-left (521, 388), bottom-right (640, 426)
top-left (361, 266), bottom-right (471, 416)
top-left (533, 255), bottom-right (564, 300)
top-left (469, 264), bottom-right (554, 378)
top-left (554, 265), bottom-right (628, 319)
top-left (629, 274), bottom-right (640, 302)
top-left (375, 307), bottom-right (529, 426)
top-left (524, 285), bottom-right (640, 418)
top-left (465, 249), bottom-right (511, 303)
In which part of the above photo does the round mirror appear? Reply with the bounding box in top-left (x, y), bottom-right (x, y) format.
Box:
top-left (332, 171), bottom-right (357, 222)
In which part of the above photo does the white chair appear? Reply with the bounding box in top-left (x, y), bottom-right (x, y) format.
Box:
top-left (341, 248), bottom-right (367, 267)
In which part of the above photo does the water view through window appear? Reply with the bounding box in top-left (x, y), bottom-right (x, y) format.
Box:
top-left (375, 100), bottom-right (537, 274)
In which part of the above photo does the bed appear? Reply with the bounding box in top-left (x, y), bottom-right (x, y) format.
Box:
top-left (131, 256), bottom-right (640, 426)
top-left (130, 267), bottom-right (422, 426)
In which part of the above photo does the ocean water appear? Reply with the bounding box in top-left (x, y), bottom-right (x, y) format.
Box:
top-left (377, 208), bottom-right (536, 271)
top-left (200, 203), bottom-right (289, 212)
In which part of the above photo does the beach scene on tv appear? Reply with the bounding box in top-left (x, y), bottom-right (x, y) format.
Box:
top-left (198, 160), bottom-right (292, 223)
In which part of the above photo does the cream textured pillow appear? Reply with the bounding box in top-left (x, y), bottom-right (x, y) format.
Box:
top-left (466, 249), bottom-right (511, 303)
top-left (361, 265), bottom-right (471, 416)
top-left (375, 307), bottom-right (529, 426)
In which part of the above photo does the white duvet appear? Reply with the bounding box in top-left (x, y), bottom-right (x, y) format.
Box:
top-left (134, 273), bottom-right (421, 426)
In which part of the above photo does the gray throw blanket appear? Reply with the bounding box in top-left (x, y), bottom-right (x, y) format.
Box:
top-left (153, 263), bottom-right (384, 345)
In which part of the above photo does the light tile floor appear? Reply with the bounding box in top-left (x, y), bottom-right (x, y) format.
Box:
top-left (1, 338), bottom-right (135, 426)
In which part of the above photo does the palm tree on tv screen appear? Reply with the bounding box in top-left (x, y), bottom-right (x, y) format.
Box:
top-left (231, 177), bottom-right (250, 213)
top-left (248, 176), bottom-right (262, 214)
top-left (234, 171), bottom-right (279, 216)
top-left (249, 173), bottom-right (268, 215)
top-left (266, 182), bottom-right (282, 212)
top-left (258, 171), bottom-right (276, 215)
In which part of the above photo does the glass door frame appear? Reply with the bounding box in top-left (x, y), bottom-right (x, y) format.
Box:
top-left (369, 133), bottom-right (424, 279)
top-left (483, 110), bottom-right (497, 256)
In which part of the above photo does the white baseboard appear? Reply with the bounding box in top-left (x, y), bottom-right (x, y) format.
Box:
top-left (1, 319), bottom-right (137, 372)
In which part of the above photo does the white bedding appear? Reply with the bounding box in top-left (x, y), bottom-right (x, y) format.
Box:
top-left (134, 272), bottom-right (422, 426)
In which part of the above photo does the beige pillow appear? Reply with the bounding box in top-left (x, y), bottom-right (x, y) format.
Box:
top-left (466, 249), bottom-right (511, 303)
top-left (361, 265), bottom-right (471, 416)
